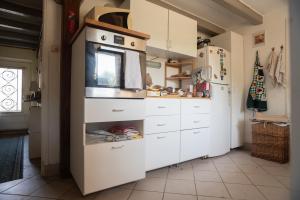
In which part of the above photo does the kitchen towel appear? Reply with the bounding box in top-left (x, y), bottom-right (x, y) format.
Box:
top-left (247, 51), bottom-right (268, 112)
top-left (266, 49), bottom-right (277, 86)
top-left (275, 48), bottom-right (285, 87)
top-left (125, 50), bottom-right (143, 89)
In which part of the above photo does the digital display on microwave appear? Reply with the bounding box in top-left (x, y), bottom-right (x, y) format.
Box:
top-left (114, 35), bottom-right (124, 45)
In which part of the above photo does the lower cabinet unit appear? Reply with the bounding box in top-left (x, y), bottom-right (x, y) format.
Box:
top-left (145, 131), bottom-right (180, 171)
top-left (180, 128), bottom-right (210, 162)
top-left (84, 139), bottom-right (145, 194)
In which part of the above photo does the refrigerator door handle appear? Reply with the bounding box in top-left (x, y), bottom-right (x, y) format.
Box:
top-left (207, 65), bottom-right (213, 81)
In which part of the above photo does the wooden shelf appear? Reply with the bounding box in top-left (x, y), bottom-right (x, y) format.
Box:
top-left (165, 62), bottom-right (194, 68)
top-left (166, 76), bottom-right (192, 80)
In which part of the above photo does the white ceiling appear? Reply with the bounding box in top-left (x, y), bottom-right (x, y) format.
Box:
top-left (162, 0), bottom-right (288, 29)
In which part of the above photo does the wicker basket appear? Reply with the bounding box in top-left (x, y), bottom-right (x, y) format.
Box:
top-left (251, 122), bottom-right (289, 163)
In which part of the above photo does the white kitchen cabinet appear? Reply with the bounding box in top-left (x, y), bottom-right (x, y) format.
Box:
top-left (210, 31), bottom-right (244, 149)
top-left (181, 99), bottom-right (212, 114)
top-left (85, 99), bottom-right (145, 123)
top-left (181, 114), bottom-right (210, 130)
top-left (85, 139), bottom-right (145, 194)
top-left (145, 115), bottom-right (180, 134)
top-left (168, 10), bottom-right (197, 57)
top-left (129, 0), bottom-right (168, 51)
top-left (123, 0), bottom-right (197, 57)
top-left (145, 98), bottom-right (180, 116)
top-left (145, 131), bottom-right (180, 171)
top-left (180, 128), bottom-right (209, 162)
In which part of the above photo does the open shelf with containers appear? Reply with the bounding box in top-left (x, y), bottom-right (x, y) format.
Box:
top-left (164, 59), bottom-right (196, 89)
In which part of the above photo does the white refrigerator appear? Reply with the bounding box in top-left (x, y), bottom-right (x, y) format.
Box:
top-left (197, 46), bottom-right (231, 157)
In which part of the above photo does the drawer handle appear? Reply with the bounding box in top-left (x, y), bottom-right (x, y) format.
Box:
top-left (157, 123), bottom-right (166, 127)
top-left (157, 136), bottom-right (166, 139)
top-left (111, 145), bottom-right (124, 150)
top-left (193, 132), bottom-right (201, 135)
top-left (193, 121), bottom-right (200, 123)
top-left (193, 106), bottom-right (200, 108)
top-left (157, 106), bottom-right (166, 109)
top-left (112, 109), bottom-right (124, 112)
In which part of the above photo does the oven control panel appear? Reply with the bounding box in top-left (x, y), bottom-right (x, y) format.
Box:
top-left (86, 27), bottom-right (146, 52)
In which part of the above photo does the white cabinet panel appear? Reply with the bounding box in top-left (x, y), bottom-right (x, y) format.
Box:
top-left (145, 131), bottom-right (180, 171)
top-left (168, 10), bottom-right (197, 57)
top-left (181, 99), bottom-right (211, 114)
top-left (181, 114), bottom-right (210, 130)
top-left (130, 0), bottom-right (168, 50)
top-left (84, 139), bottom-right (145, 194)
top-left (84, 99), bottom-right (144, 123)
top-left (180, 128), bottom-right (209, 162)
top-left (145, 115), bottom-right (180, 134)
top-left (146, 98), bottom-right (180, 116)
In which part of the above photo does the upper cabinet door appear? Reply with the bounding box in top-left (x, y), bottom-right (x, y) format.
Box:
top-left (130, 0), bottom-right (168, 50)
top-left (168, 10), bottom-right (197, 57)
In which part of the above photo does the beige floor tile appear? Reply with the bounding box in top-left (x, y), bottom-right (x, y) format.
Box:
top-left (163, 193), bottom-right (197, 200)
top-left (165, 179), bottom-right (196, 195)
top-left (23, 166), bottom-right (40, 179)
top-left (59, 186), bottom-right (96, 200)
top-left (275, 176), bottom-right (290, 189)
top-left (258, 186), bottom-right (290, 200)
top-left (220, 172), bottom-right (251, 184)
top-left (252, 158), bottom-right (286, 167)
top-left (29, 197), bottom-right (55, 200)
top-left (0, 194), bottom-right (30, 200)
top-left (213, 156), bottom-right (233, 164)
top-left (198, 196), bottom-right (232, 200)
top-left (168, 168), bottom-right (194, 180)
top-left (30, 179), bottom-right (73, 198)
top-left (238, 164), bottom-right (267, 175)
top-left (195, 181), bottom-right (230, 198)
top-left (128, 190), bottom-right (163, 200)
top-left (118, 182), bottom-right (137, 190)
top-left (231, 157), bottom-right (258, 165)
top-left (192, 161), bottom-right (217, 172)
top-left (147, 168), bottom-right (169, 179)
top-left (262, 166), bottom-right (290, 177)
top-left (226, 183), bottom-right (265, 200)
top-left (135, 177), bottom-right (166, 192)
top-left (194, 171), bottom-right (222, 182)
top-left (4, 177), bottom-right (47, 195)
top-left (246, 173), bottom-right (283, 187)
top-left (0, 179), bottom-right (25, 193)
top-left (215, 163), bottom-right (241, 173)
top-left (94, 188), bottom-right (131, 200)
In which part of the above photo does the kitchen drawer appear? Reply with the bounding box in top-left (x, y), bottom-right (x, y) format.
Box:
top-left (84, 139), bottom-right (145, 194)
top-left (181, 99), bottom-right (211, 114)
top-left (146, 98), bottom-right (180, 116)
top-left (145, 115), bottom-right (180, 134)
top-left (145, 131), bottom-right (180, 171)
top-left (181, 114), bottom-right (210, 130)
top-left (180, 128), bottom-right (209, 162)
top-left (84, 99), bottom-right (145, 123)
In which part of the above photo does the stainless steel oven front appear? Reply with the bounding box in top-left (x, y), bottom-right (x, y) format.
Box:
top-left (85, 27), bottom-right (147, 98)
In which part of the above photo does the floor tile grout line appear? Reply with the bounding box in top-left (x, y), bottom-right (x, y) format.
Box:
top-left (161, 166), bottom-right (170, 200)
top-left (227, 152), bottom-right (269, 200)
top-left (191, 158), bottom-right (199, 199)
top-left (211, 155), bottom-right (233, 199)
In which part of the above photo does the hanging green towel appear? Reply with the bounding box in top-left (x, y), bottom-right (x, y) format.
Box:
top-left (247, 51), bottom-right (268, 112)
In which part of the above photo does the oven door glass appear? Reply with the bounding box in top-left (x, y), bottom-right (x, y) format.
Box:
top-left (96, 50), bottom-right (122, 88)
top-left (86, 42), bottom-right (124, 88)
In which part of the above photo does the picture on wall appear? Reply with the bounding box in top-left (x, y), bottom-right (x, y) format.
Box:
top-left (253, 31), bottom-right (265, 47)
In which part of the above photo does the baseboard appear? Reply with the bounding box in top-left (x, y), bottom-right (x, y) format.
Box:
top-left (0, 129), bottom-right (28, 135)
top-left (41, 161), bottom-right (59, 177)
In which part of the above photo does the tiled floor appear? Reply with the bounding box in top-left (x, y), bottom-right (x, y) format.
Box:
top-left (0, 137), bottom-right (290, 200)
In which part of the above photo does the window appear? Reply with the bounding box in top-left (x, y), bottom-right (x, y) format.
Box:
top-left (0, 67), bottom-right (23, 112)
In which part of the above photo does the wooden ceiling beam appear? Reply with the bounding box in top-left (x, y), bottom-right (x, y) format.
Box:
top-left (0, 17), bottom-right (40, 36)
top-left (212, 0), bottom-right (263, 25)
top-left (0, 38), bottom-right (36, 49)
top-left (0, 30), bottom-right (38, 44)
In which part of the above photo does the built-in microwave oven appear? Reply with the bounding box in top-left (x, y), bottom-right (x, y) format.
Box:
top-left (85, 27), bottom-right (147, 98)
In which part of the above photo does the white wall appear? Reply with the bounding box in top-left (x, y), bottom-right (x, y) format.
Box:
top-left (40, 0), bottom-right (61, 173)
top-left (233, 5), bottom-right (290, 143)
top-left (0, 46), bottom-right (37, 130)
